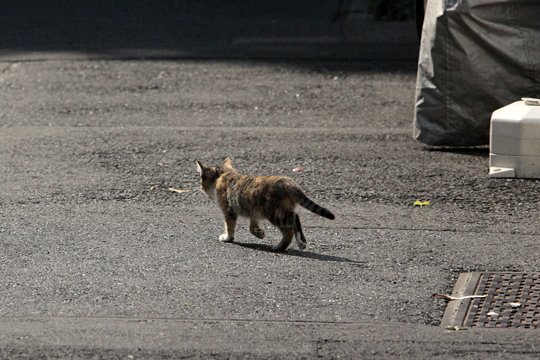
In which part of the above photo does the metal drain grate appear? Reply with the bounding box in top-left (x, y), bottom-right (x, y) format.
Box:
top-left (441, 272), bottom-right (540, 329)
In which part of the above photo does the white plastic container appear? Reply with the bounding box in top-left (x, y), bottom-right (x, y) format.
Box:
top-left (489, 99), bottom-right (540, 178)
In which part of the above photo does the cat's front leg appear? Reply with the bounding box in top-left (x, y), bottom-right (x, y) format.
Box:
top-left (249, 219), bottom-right (265, 239)
top-left (219, 214), bottom-right (236, 242)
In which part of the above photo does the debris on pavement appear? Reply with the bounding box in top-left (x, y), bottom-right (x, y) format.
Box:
top-left (168, 187), bottom-right (191, 194)
top-left (292, 167), bottom-right (305, 172)
top-left (432, 293), bottom-right (487, 301)
top-left (413, 199), bottom-right (431, 207)
top-left (445, 326), bottom-right (469, 331)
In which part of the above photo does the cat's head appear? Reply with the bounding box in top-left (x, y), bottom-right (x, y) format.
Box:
top-left (196, 158), bottom-right (235, 198)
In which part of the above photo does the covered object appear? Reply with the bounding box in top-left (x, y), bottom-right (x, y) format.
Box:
top-left (414, 0), bottom-right (540, 147)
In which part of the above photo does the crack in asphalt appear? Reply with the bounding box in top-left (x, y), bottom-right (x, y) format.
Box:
top-left (1, 63), bottom-right (13, 74)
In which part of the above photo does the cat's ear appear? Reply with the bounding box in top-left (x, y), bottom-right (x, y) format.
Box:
top-left (220, 157), bottom-right (234, 171)
top-left (196, 160), bottom-right (205, 175)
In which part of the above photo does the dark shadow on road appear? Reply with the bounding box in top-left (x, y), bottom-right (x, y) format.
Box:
top-left (233, 241), bottom-right (366, 265)
top-left (0, 0), bottom-right (418, 70)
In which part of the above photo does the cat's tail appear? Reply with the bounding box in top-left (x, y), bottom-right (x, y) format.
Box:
top-left (288, 186), bottom-right (335, 220)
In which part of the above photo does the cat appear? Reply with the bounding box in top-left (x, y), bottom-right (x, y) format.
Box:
top-left (196, 158), bottom-right (335, 252)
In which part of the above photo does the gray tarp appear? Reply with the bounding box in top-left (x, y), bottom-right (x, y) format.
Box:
top-left (414, 0), bottom-right (540, 146)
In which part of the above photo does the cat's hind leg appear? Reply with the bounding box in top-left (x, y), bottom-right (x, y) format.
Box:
top-left (273, 227), bottom-right (294, 252)
top-left (249, 218), bottom-right (265, 239)
top-left (270, 211), bottom-right (295, 252)
top-left (294, 213), bottom-right (307, 250)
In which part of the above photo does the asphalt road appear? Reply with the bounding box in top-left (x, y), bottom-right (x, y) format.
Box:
top-left (1, 1), bottom-right (540, 359)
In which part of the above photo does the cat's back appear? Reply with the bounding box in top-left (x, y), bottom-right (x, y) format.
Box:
top-left (218, 170), bottom-right (291, 189)
top-left (218, 172), bottom-right (295, 216)
top-left (224, 172), bottom-right (292, 195)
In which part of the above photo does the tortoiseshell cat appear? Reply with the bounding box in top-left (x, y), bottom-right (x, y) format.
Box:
top-left (196, 158), bottom-right (335, 252)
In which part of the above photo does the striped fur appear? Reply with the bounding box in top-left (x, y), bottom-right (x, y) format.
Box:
top-left (287, 187), bottom-right (335, 220)
top-left (196, 158), bottom-right (335, 252)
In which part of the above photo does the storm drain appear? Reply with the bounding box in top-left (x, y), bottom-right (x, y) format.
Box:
top-left (441, 272), bottom-right (540, 329)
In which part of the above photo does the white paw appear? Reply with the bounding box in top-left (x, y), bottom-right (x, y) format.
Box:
top-left (219, 233), bottom-right (233, 242)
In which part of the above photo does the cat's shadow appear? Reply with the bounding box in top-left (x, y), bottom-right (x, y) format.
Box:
top-left (233, 241), bottom-right (365, 265)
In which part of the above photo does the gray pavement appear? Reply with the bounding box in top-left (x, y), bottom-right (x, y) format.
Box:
top-left (1, 1), bottom-right (540, 359)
